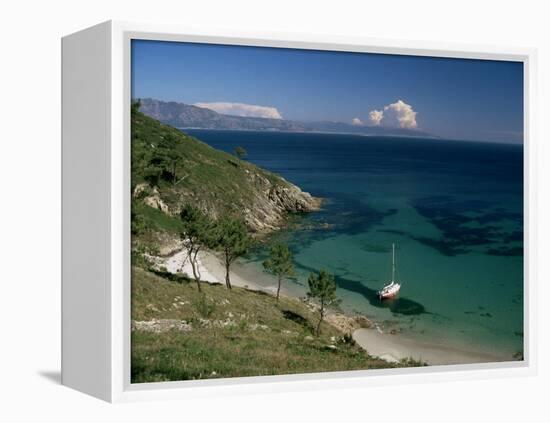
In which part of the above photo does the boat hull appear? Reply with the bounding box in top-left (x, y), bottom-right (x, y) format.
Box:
top-left (377, 282), bottom-right (401, 300)
top-left (378, 290), bottom-right (400, 300)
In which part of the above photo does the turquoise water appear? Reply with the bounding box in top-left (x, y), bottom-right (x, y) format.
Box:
top-left (186, 129), bottom-right (524, 359)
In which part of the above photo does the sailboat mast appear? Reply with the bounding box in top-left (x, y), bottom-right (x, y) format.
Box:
top-left (392, 243), bottom-right (395, 282)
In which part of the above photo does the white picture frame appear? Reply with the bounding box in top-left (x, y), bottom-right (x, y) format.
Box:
top-left (61, 20), bottom-right (537, 403)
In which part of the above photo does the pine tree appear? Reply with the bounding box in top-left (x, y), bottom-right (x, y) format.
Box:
top-left (307, 270), bottom-right (340, 336)
top-left (213, 217), bottom-right (251, 289)
top-left (179, 205), bottom-right (215, 292)
top-left (263, 243), bottom-right (294, 302)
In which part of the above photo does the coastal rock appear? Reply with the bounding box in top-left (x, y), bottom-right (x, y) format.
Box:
top-left (197, 318), bottom-right (237, 328)
top-left (131, 111), bottom-right (322, 245)
top-left (267, 182), bottom-right (321, 214)
top-left (134, 183), bottom-right (171, 214)
top-left (196, 175), bottom-right (319, 235)
top-left (352, 315), bottom-right (372, 328)
top-left (144, 193), bottom-right (170, 214)
top-left (249, 323), bottom-right (269, 331)
top-left (132, 183), bottom-right (149, 199)
top-left (135, 166), bottom-right (320, 237)
top-left (325, 313), bottom-right (373, 334)
top-left (132, 319), bottom-right (192, 333)
top-left (240, 173), bottom-right (321, 234)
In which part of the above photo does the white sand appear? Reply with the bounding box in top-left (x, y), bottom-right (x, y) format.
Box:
top-left (200, 253), bottom-right (272, 292)
top-left (163, 249), bottom-right (220, 283)
top-left (353, 326), bottom-right (509, 365)
top-left (161, 249), bottom-right (267, 292)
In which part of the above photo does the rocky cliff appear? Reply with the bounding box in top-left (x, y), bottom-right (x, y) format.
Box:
top-left (131, 109), bottom-right (321, 249)
top-left (239, 174), bottom-right (321, 233)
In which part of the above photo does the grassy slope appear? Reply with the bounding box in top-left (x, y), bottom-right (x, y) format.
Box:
top-left (132, 111), bottom-right (286, 216)
top-left (131, 267), bottom-right (408, 383)
top-left (132, 109), bottom-right (300, 254)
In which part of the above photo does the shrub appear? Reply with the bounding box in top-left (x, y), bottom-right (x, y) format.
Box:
top-left (194, 294), bottom-right (216, 318)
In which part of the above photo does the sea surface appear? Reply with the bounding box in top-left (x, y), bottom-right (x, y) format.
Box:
top-left (185, 129), bottom-right (524, 360)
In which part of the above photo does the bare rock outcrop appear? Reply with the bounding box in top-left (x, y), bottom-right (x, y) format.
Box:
top-left (325, 313), bottom-right (372, 334)
top-left (132, 319), bottom-right (192, 333)
top-left (243, 173), bottom-right (322, 234)
top-left (133, 183), bottom-right (170, 214)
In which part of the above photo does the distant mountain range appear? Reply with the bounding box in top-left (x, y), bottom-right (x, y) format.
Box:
top-left (138, 98), bottom-right (435, 138)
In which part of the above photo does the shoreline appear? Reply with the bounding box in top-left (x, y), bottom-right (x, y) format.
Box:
top-left (352, 326), bottom-right (511, 365)
top-left (160, 248), bottom-right (271, 293)
top-left (158, 248), bottom-right (517, 366)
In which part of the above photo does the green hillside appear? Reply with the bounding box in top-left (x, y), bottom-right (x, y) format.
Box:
top-left (131, 267), bottom-right (419, 382)
top-left (131, 108), bottom-right (320, 255)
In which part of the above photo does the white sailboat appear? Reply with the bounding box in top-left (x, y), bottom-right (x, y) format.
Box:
top-left (377, 243), bottom-right (401, 300)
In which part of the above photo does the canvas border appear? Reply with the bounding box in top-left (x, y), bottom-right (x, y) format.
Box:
top-left (106, 20), bottom-right (536, 402)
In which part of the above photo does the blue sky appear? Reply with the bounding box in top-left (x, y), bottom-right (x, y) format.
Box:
top-left (132, 39), bottom-right (524, 144)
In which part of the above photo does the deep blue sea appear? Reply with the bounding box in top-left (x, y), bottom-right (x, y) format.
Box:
top-left (185, 129), bottom-right (524, 359)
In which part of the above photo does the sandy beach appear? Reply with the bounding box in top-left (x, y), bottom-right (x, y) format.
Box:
top-left (160, 249), bottom-right (273, 293)
top-left (163, 249), bottom-right (219, 284)
top-left (353, 326), bottom-right (510, 365)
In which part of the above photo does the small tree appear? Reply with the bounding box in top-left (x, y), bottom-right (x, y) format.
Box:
top-left (180, 205), bottom-right (215, 292)
top-left (142, 163), bottom-right (163, 187)
top-left (263, 243), bottom-right (294, 302)
top-left (154, 135), bottom-right (184, 186)
top-left (234, 146), bottom-right (247, 160)
top-left (307, 270), bottom-right (340, 336)
top-left (167, 151), bottom-right (184, 186)
top-left (213, 217), bottom-right (251, 289)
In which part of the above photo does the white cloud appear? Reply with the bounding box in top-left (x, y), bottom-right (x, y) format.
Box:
top-left (351, 117), bottom-right (364, 126)
top-left (367, 100), bottom-right (418, 129)
top-left (194, 102), bottom-right (283, 119)
top-left (368, 110), bottom-right (384, 126)
top-left (383, 100), bottom-right (418, 129)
